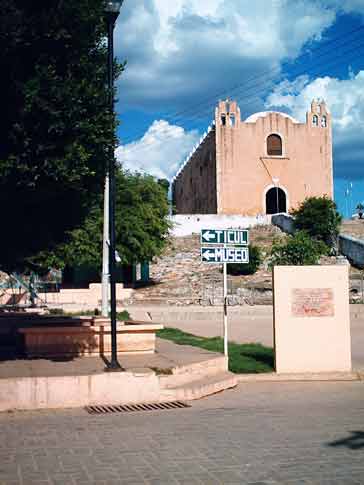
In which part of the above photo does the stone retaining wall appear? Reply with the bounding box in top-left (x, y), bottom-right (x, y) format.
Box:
top-left (170, 214), bottom-right (271, 237)
top-left (271, 215), bottom-right (364, 269)
top-left (339, 234), bottom-right (364, 269)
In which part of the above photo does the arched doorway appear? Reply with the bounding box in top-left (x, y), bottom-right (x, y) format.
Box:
top-left (266, 187), bottom-right (287, 214)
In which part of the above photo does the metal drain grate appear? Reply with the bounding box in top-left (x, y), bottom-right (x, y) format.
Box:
top-left (85, 401), bottom-right (190, 415)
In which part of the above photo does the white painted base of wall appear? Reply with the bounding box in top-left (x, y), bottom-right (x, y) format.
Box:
top-left (170, 214), bottom-right (272, 237)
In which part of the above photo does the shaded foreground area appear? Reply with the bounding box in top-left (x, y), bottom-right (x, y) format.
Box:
top-left (0, 381), bottom-right (363, 484)
top-left (158, 328), bottom-right (274, 373)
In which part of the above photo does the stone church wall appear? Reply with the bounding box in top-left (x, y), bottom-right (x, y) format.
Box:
top-left (172, 129), bottom-right (217, 214)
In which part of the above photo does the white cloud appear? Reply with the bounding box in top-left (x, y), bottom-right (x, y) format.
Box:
top-left (116, 120), bottom-right (200, 179)
top-left (265, 71), bottom-right (364, 178)
top-left (116, 0), bottom-right (337, 111)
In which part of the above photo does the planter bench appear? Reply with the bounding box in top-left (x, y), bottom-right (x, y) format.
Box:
top-left (18, 318), bottom-right (163, 358)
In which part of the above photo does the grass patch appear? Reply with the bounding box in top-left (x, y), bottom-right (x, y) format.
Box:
top-left (116, 310), bottom-right (131, 321)
top-left (157, 327), bottom-right (274, 374)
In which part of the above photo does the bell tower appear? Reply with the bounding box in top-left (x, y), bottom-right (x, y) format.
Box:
top-left (215, 99), bottom-right (241, 128)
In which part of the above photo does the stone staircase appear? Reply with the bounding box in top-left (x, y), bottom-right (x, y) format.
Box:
top-left (159, 355), bottom-right (238, 401)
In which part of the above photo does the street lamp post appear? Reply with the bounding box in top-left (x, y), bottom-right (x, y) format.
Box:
top-left (104, 0), bottom-right (123, 370)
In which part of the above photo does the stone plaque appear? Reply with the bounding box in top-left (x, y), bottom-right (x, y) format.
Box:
top-left (291, 288), bottom-right (334, 317)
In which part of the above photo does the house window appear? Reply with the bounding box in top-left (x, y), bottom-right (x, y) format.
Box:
top-left (229, 114), bottom-right (236, 127)
top-left (267, 134), bottom-right (282, 156)
top-left (321, 115), bottom-right (327, 127)
top-left (313, 115), bottom-right (319, 126)
top-left (221, 114), bottom-right (226, 126)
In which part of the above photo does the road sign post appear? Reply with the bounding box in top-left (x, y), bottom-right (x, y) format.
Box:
top-left (223, 262), bottom-right (228, 357)
top-left (200, 228), bottom-right (249, 360)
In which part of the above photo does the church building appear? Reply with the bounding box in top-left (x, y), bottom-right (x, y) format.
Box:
top-left (172, 100), bottom-right (333, 216)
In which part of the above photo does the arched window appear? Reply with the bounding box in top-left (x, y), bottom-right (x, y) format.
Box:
top-left (267, 134), bottom-right (282, 156)
top-left (321, 115), bottom-right (327, 127)
top-left (313, 115), bottom-right (319, 126)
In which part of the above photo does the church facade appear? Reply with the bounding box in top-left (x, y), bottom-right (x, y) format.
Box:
top-left (172, 100), bottom-right (333, 216)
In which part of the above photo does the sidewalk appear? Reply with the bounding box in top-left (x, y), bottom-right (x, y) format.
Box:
top-left (0, 338), bottom-right (222, 379)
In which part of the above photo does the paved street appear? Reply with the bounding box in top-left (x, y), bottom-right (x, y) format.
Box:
top-left (0, 381), bottom-right (363, 484)
top-left (130, 305), bottom-right (364, 370)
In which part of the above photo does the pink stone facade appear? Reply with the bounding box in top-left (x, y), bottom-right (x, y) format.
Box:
top-left (172, 100), bottom-right (333, 215)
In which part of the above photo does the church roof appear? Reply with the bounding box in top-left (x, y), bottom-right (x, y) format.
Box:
top-left (244, 111), bottom-right (300, 124)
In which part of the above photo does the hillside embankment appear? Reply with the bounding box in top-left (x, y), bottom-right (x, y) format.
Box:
top-left (128, 223), bottom-right (364, 306)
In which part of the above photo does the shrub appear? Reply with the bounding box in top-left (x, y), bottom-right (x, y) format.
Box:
top-left (357, 203), bottom-right (364, 219)
top-left (269, 231), bottom-right (328, 267)
top-left (227, 245), bottom-right (261, 275)
top-left (291, 196), bottom-right (341, 248)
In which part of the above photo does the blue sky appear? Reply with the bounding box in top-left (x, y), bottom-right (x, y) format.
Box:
top-left (113, 0), bottom-right (364, 217)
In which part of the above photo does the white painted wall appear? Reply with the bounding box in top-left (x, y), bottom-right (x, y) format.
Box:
top-left (170, 214), bottom-right (272, 237)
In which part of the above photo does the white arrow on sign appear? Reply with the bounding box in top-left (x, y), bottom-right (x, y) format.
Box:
top-left (201, 249), bottom-right (216, 261)
top-left (202, 230), bottom-right (216, 242)
top-left (201, 246), bottom-right (249, 263)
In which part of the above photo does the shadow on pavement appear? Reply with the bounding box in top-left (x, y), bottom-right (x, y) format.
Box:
top-left (328, 431), bottom-right (364, 450)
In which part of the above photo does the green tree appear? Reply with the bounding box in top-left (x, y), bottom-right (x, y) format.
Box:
top-left (32, 170), bottom-right (171, 271)
top-left (269, 231), bottom-right (329, 267)
top-left (291, 196), bottom-right (342, 248)
top-left (227, 245), bottom-right (262, 275)
top-left (0, 0), bottom-right (121, 271)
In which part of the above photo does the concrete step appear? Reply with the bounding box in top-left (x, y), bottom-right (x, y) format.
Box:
top-left (160, 355), bottom-right (228, 388)
top-left (160, 371), bottom-right (238, 402)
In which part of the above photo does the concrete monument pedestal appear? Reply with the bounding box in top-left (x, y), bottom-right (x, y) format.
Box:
top-left (273, 265), bottom-right (351, 373)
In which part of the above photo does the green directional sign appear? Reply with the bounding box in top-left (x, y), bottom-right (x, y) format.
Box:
top-left (201, 246), bottom-right (249, 264)
top-left (201, 229), bottom-right (249, 245)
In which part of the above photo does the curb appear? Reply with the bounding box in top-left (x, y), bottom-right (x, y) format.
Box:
top-left (236, 371), bottom-right (364, 383)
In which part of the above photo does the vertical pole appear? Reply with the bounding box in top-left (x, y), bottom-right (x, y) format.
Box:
top-left (223, 262), bottom-right (228, 357)
top-left (276, 185), bottom-right (279, 214)
top-left (107, 15), bottom-right (120, 370)
top-left (101, 177), bottom-right (109, 317)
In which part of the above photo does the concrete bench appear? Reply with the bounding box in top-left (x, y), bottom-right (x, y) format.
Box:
top-left (18, 318), bottom-right (163, 358)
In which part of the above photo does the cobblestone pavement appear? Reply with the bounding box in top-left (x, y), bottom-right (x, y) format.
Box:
top-left (0, 382), bottom-right (363, 485)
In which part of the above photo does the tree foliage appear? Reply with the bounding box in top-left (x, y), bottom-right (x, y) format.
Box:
top-left (32, 170), bottom-right (171, 271)
top-left (0, 0), bottom-right (120, 271)
top-left (291, 196), bottom-right (342, 248)
top-left (269, 231), bottom-right (329, 267)
top-left (227, 245), bottom-right (262, 275)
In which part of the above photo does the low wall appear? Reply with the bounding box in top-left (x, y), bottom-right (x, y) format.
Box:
top-left (0, 283), bottom-right (133, 311)
top-left (0, 370), bottom-right (160, 411)
top-left (339, 235), bottom-right (364, 269)
top-left (170, 214), bottom-right (271, 237)
top-left (271, 214), bottom-right (295, 234)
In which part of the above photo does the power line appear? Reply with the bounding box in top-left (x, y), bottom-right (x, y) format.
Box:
top-left (118, 24), bottom-right (364, 148)
top-left (119, 37), bottom-right (364, 161)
